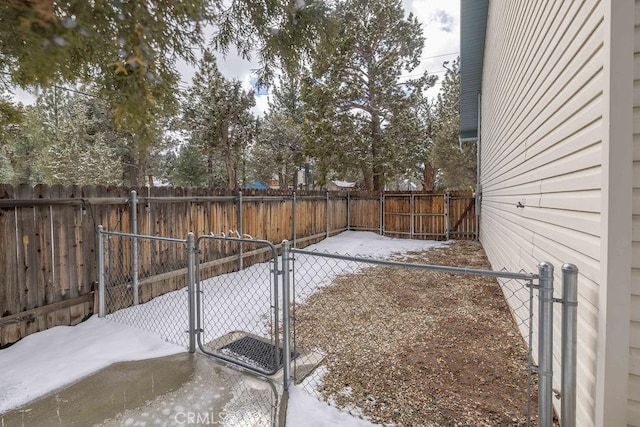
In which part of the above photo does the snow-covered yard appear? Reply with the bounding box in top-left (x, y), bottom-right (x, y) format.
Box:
top-left (0, 231), bottom-right (442, 425)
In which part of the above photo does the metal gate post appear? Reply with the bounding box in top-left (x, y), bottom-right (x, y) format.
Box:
top-left (186, 232), bottom-right (196, 353)
top-left (97, 225), bottom-right (105, 317)
top-left (561, 264), bottom-right (578, 427)
top-left (538, 262), bottom-right (554, 427)
top-left (130, 190), bottom-right (139, 305)
top-left (281, 240), bottom-right (292, 391)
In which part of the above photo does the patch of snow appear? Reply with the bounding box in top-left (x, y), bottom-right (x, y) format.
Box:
top-left (287, 385), bottom-right (377, 427)
top-left (0, 316), bottom-right (182, 413)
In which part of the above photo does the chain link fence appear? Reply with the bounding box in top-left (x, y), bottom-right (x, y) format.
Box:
top-left (97, 227), bottom-right (576, 427)
top-left (289, 247), bottom-right (540, 426)
top-left (98, 228), bottom-right (192, 348)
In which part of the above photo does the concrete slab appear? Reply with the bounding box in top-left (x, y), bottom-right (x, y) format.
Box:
top-left (0, 352), bottom-right (284, 427)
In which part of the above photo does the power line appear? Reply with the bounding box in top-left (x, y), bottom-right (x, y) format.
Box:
top-left (52, 85), bottom-right (103, 99)
top-left (419, 52), bottom-right (459, 61)
top-left (399, 69), bottom-right (447, 79)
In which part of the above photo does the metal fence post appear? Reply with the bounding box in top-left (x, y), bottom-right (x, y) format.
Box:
top-left (475, 184), bottom-right (482, 241)
top-left (445, 192), bottom-right (450, 241)
top-left (537, 261), bottom-right (554, 427)
top-left (130, 190), bottom-right (139, 305)
top-left (281, 240), bottom-right (292, 391)
top-left (97, 225), bottom-right (105, 317)
top-left (187, 232), bottom-right (196, 354)
top-left (293, 192), bottom-right (297, 248)
top-left (238, 190), bottom-right (243, 270)
top-left (561, 263), bottom-right (578, 427)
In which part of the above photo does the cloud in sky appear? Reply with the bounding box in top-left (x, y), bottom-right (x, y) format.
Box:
top-left (408, 0), bottom-right (460, 99)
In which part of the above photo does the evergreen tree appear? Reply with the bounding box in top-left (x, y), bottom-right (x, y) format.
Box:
top-left (302, 0), bottom-right (434, 191)
top-left (1, 0), bottom-right (328, 180)
top-left (170, 141), bottom-right (209, 187)
top-left (253, 112), bottom-right (304, 188)
top-left (4, 89), bottom-right (128, 185)
top-left (182, 50), bottom-right (256, 189)
top-left (0, 90), bottom-right (24, 146)
top-left (5, 105), bottom-right (48, 184)
top-left (36, 94), bottom-right (123, 185)
top-left (0, 152), bottom-right (12, 183)
top-left (430, 59), bottom-right (476, 190)
top-left (250, 74), bottom-right (305, 188)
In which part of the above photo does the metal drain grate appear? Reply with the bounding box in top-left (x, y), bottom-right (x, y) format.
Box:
top-left (220, 336), bottom-right (299, 372)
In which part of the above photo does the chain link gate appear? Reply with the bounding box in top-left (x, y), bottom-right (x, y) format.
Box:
top-left (97, 227), bottom-right (193, 348)
top-left (194, 235), bottom-right (291, 377)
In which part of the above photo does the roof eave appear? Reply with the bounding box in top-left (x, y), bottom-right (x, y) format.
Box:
top-left (459, 0), bottom-right (489, 142)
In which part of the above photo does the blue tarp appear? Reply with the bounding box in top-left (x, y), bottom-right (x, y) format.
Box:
top-left (244, 181), bottom-right (268, 189)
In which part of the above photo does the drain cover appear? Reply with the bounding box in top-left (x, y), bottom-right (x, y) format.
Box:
top-left (220, 336), bottom-right (299, 372)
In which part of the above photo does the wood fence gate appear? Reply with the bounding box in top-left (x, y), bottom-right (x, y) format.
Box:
top-left (352, 191), bottom-right (477, 240)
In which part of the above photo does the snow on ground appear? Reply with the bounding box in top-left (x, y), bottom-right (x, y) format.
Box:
top-left (0, 316), bottom-right (183, 413)
top-left (287, 385), bottom-right (377, 427)
top-left (0, 231), bottom-right (442, 424)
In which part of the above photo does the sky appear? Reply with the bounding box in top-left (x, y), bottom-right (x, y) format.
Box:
top-left (0, 231), bottom-right (444, 426)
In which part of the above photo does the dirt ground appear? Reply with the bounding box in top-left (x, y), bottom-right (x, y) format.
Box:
top-left (293, 240), bottom-right (540, 426)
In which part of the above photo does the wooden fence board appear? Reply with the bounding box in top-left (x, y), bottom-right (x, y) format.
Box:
top-left (0, 184), bottom-right (16, 318)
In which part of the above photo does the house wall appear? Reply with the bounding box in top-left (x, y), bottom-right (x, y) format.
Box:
top-left (631, 1), bottom-right (640, 422)
top-left (480, 1), bottom-right (634, 425)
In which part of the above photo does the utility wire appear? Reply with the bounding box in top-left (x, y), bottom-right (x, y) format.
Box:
top-left (419, 52), bottom-right (459, 60)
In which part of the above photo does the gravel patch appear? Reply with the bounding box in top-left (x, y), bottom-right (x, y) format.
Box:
top-left (293, 241), bottom-right (539, 426)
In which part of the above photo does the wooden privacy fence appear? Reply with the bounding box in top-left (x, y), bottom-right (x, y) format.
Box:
top-left (0, 184), bottom-right (476, 346)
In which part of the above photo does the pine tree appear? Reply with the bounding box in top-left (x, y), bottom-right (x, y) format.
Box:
top-left (1, 0), bottom-right (328, 180)
top-left (249, 74), bottom-right (305, 189)
top-left (182, 50), bottom-right (256, 189)
top-left (302, 0), bottom-right (434, 191)
top-left (430, 59), bottom-right (476, 190)
top-left (170, 141), bottom-right (209, 187)
top-left (3, 89), bottom-right (130, 185)
top-left (0, 90), bottom-right (24, 145)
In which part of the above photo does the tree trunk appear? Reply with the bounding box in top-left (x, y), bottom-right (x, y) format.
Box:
top-left (362, 165), bottom-right (373, 191)
top-left (371, 112), bottom-right (384, 191)
top-left (122, 144), bottom-right (143, 187)
top-left (423, 161), bottom-right (435, 191)
top-left (223, 124), bottom-right (236, 190)
top-left (292, 165), bottom-right (299, 190)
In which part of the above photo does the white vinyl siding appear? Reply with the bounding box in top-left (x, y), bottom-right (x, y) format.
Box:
top-left (480, 1), bottom-right (604, 426)
top-left (630, 1), bottom-right (640, 422)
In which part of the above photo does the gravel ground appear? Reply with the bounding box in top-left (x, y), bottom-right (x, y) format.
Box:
top-left (293, 240), bottom-right (539, 426)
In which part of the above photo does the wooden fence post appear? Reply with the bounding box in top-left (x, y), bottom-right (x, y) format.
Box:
top-left (326, 192), bottom-right (330, 238)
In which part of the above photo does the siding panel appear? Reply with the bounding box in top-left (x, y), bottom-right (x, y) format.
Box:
top-left (632, 1), bottom-right (640, 422)
top-left (480, 1), bottom-right (604, 425)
